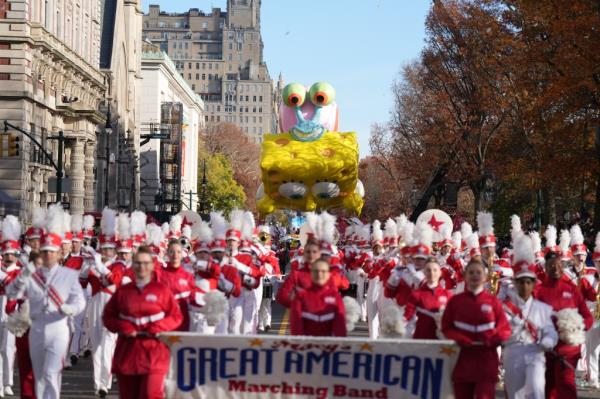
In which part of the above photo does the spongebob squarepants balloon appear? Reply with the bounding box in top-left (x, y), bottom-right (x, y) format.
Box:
top-left (257, 82), bottom-right (364, 216)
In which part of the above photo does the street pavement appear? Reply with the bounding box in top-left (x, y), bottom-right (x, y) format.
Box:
top-left (8, 302), bottom-right (600, 398)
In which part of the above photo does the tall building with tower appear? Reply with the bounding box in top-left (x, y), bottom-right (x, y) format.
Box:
top-left (142, 0), bottom-right (279, 142)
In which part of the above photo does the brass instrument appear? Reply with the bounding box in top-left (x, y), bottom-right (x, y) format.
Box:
top-left (489, 271), bottom-right (501, 296)
top-left (595, 292), bottom-right (600, 320)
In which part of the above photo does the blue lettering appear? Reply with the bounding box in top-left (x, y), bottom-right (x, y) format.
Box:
top-left (421, 358), bottom-right (444, 399)
top-left (197, 348), bottom-right (218, 385)
top-left (176, 347), bottom-right (196, 391)
top-left (220, 348), bottom-right (237, 379)
top-left (239, 349), bottom-right (260, 376)
top-left (306, 351), bottom-right (331, 375)
top-left (332, 351), bottom-right (351, 378)
top-left (373, 354), bottom-right (383, 383)
top-left (383, 354), bottom-right (401, 385)
top-left (401, 356), bottom-right (422, 395)
top-left (284, 351), bottom-right (303, 374)
top-left (352, 352), bottom-right (372, 381)
top-left (261, 349), bottom-right (276, 374)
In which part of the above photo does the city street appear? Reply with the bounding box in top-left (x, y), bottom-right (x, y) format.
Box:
top-left (4, 302), bottom-right (598, 398)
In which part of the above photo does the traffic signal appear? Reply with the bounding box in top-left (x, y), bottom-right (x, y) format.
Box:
top-left (8, 134), bottom-right (19, 157)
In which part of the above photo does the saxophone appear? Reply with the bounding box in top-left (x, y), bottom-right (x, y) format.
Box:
top-left (487, 254), bottom-right (500, 295)
top-left (595, 292), bottom-right (600, 320)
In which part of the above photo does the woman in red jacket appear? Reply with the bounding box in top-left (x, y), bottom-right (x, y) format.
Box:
top-left (290, 258), bottom-right (347, 337)
top-left (404, 258), bottom-right (452, 339)
top-left (103, 246), bottom-right (182, 399)
top-left (441, 259), bottom-right (511, 399)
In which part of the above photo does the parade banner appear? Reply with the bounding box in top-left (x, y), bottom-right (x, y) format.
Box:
top-left (161, 333), bottom-right (459, 399)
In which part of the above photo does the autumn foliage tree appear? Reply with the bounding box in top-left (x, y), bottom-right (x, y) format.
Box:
top-left (370, 0), bottom-right (600, 229)
top-left (202, 123), bottom-right (261, 211)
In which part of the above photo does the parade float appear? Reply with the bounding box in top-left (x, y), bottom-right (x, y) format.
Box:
top-left (256, 82), bottom-right (364, 216)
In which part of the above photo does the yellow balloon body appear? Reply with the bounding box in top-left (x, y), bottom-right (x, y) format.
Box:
top-left (258, 131), bottom-right (363, 216)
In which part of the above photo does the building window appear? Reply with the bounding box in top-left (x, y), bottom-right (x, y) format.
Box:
top-left (202, 63), bottom-right (206, 68)
top-left (228, 43), bottom-right (233, 50)
top-left (196, 63), bottom-right (199, 69)
top-left (245, 96), bottom-right (249, 102)
top-left (205, 116), bottom-right (209, 122)
top-left (202, 74), bottom-right (206, 80)
top-left (217, 105), bottom-right (221, 112)
top-left (211, 115), bottom-right (214, 122)
top-left (208, 74), bottom-right (212, 80)
top-left (202, 22), bottom-right (207, 29)
top-left (259, 116), bottom-right (262, 123)
top-left (253, 96), bottom-right (256, 102)
top-left (239, 95), bottom-right (243, 102)
top-left (259, 107), bottom-right (262, 112)
top-left (196, 73), bottom-right (199, 80)
top-left (192, 84), bottom-right (195, 90)
top-left (228, 54), bottom-right (232, 61)
top-left (188, 73), bottom-right (191, 79)
top-left (217, 116), bottom-right (220, 122)
top-left (209, 63), bottom-right (213, 70)
top-left (259, 96), bottom-right (263, 102)
top-left (188, 62), bottom-right (192, 69)
top-left (158, 21), bottom-right (165, 27)
top-left (253, 107), bottom-right (256, 113)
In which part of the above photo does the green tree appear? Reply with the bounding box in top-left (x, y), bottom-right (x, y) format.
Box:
top-left (198, 144), bottom-right (246, 214)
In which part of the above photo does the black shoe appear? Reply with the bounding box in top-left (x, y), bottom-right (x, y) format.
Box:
top-left (70, 354), bottom-right (78, 366)
top-left (98, 388), bottom-right (108, 398)
top-left (83, 349), bottom-right (92, 358)
top-left (265, 325), bottom-right (271, 332)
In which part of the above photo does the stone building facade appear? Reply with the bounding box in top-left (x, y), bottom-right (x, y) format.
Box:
top-left (0, 0), bottom-right (106, 218)
top-left (142, 0), bottom-right (278, 142)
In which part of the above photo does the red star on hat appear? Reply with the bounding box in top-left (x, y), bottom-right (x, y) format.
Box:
top-left (428, 214), bottom-right (444, 232)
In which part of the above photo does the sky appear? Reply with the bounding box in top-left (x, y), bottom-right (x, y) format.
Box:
top-left (142, 1), bottom-right (430, 159)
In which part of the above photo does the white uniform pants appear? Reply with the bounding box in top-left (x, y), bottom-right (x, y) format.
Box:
top-left (69, 309), bottom-right (86, 356)
top-left (87, 293), bottom-right (116, 391)
top-left (189, 311), bottom-right (216, 335)
top-left (29, 318), bottom-right (69, 399)
top-left (258, 298), bottom-right (272, 330)
top-left (366, 277), bottom-right (381, 339)
top-left (347, 269), bottom-right (367, 321)
top-left (215, 300), bottom-right (230, 334)
top-left (585, 324), bottom-right (600, 383)
top-left (0, 324), bottom-right (14, 387)
top-left (504, 343), bottom-right (546, 399)
top-left (251, 283), bottom-right (263, 334)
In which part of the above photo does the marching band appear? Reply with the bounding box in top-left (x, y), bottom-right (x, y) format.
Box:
top-left (0, 204), bottom-right (598, 398)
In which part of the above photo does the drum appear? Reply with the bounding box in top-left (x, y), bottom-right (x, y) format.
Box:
top-left (262, 277), bottom-right (273, 299)
top-left (341, 283), bottom-right (358, 298)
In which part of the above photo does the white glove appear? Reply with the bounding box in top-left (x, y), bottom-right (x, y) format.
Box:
top-left (60, 304), bottom-right (75, 316)
top-left (94, 254), bottom-right (109, 276)
top-left (195, 260), bottom-right (209, 272)
top-left (539, 335), bottom-right (555, 351)
top-left (243, 275), bottom-right (257, 286)
top-left (82, 245), bottom-right (97, 258)
top-left (387, 271), bottom-right (401, 288)
top-left (218, 274), bottom-right (234, 293)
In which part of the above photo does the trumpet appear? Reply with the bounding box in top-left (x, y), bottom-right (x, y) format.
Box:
top-left (594, 293), bottom-right (600, 320)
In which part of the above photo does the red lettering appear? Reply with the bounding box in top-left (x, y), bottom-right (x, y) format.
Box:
top-left (228, 380), bottom-right (246, 392)
top-left (334, 384), bottom-right (346, 396)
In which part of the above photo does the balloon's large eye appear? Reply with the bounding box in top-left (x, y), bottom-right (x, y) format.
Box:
top-left (279, 182), bottom-right (308, 200)
top-left (312, 182), bottom-right (340, 200)
top-left (355, 180), bottom-right (365, 198)
top-left (309, 82), bottom-right (335, 106)
top-left (282, 83), bottom-right (306, 107)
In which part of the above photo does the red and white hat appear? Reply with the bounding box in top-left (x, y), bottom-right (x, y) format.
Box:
top-left (371, 220), bottom-right (384, 248)
top-left (62, 212), bottom-right (72, 244)
top-left (226, 209), bottom-right (244, 242)
top-left (558, 229), bottom-right (572, 261)
top-left (512, 234), bottom-right (536, 279)
top-left (493, 259), bottom-right (514, 279)
top-left (544, 225), bottom-right (560, 254)
top-left (477, 211), bottom-right (496, 248)
top-left (1, 215), bottom-right (21, 255)
top-left (41, 204), bottom-right (65, 251)
top-left (99, 208), bottom-right (118, 249)
top-left (193, 221), bottom-right (213, 253)
top-left (167, 214), bottom-right (183, 240)
top-left (592, 232), bottom-right (600, 262)
top-left (529, 231), bottom-right (545, 264)
top-left (466, 232), bottom-right (481, 259)
top-left (210, 212), bottom-right (228, 251)
top-left (145, 223), bottom-right (164, 253)
top-left (210, 239), bottom-right (227, 252)
top-left (70, 214), bottom-right (84, 243)
top-left (569, 224), bottom-right (587, 257)
top-left (460, 222), bottom-right (473, 251)
top-left (26, 207), bottom-right (46, 240)
top-left (82, 214), bottom-right (95, 240)
top-left (117, 213), bottom-right (132, 253)
top-left (384, 218), bottom-right (398, 247)
top-left (130, 211), bottom-right (147, 246)
top-left (412, 222), bottom-right (433, 259)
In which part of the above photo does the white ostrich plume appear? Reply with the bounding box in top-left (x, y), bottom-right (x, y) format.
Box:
top-left (100, 208), bottom-right (117, 236)
top-left (31, 207), bottom-right (46, 228)
top-left (210, 212), bottom-right (228, 240)
top-left (83, 214), bottom-right (95, 231)
top-left (544, 225), bottom-right (557, 249)
top-left (559, 229), bottom-right (570, 254)
top-left (371, 220), bottom-right (383, 243)
top-left (477, 211), bottom-right (494, 236)
top-left (2, 215), bottom-right (21, 241)
top-left (169, 214), bottom-right (183, 235)
top-left (146, 224), bottom-right (163, 247)
top-left (569, 224), bottom-right (584, 246)
top-left (118, 213), bottom-right (131, 240)
top-left (320, 212), bottom-right (337, 245)
top-left (229, 209), bottom-right (245, 232)
top-left (130, 211), bottom-right (147, 237)
top-left (241, 211), bottom-right (255, 241)
top-left (46, 203), bottom-right (65, 235)
top-left (71, 214), bottom-right (83, 233)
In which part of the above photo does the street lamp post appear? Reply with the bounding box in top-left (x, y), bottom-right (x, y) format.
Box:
top-left (199, 159), bottom-right (209, 220)
top-left (104, 106), bottom-right (113, 208)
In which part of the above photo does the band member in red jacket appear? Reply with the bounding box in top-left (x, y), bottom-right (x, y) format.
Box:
top-left (277, 239), bottom-right (322, 308)
top-left (441, 260), bottom-right (511, 399)
top-left (290, 259), bottom-right (346, 337)
top-left (535, 251), bottom-right (593, 399)
top-left (404, 258), bottom-right (452, 339)
top-left (160, 240), bottom-right (194, 331)
top-left (103, 246), bottom-right (182, 399)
